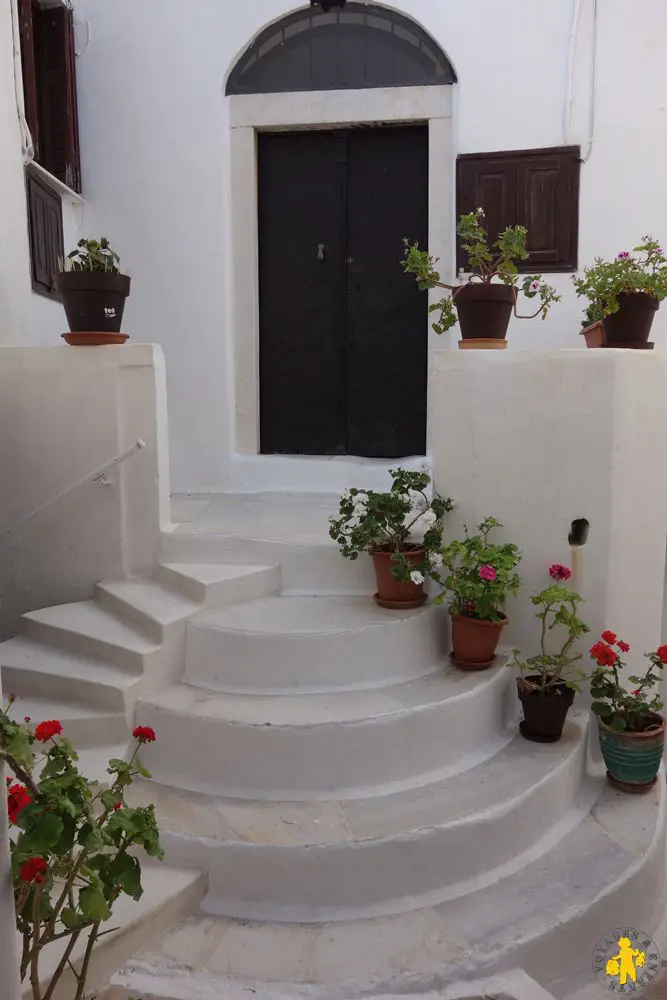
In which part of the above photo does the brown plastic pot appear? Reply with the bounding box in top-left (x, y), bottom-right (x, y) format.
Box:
top-left (450, 612), bottom-right (507, 670)
top-left (57, 270), bottom-right (131, 335)
top-left (371, 546), bottom-right (427, 610)
top-left (62, 332), bottom-right (130, 346)
top-left (517, 677), bottom-right (575, 743)
top-left (603, 292), bottom-right (659, 346)
top-left (453, 283), bottom-right (515, 342)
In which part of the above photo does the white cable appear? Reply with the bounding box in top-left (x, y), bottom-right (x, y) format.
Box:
top-left (582, 0), bottom-right (599, 162)
top-left (563, 0), bottom-right (582, 144)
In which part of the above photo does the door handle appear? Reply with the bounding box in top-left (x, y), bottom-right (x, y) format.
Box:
top-left (316, 244), bottom-right (326, 262)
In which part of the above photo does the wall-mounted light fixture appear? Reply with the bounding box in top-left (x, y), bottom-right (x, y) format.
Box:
top-left (310, 0), bottom-right (347, 11)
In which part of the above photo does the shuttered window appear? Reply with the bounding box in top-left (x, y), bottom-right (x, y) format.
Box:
top-left (456, 147), bottom-right (581, 273)
top-left (26, 167), bottom-right (64, 299)
top-left (18, 0), bottom-right (81, 193)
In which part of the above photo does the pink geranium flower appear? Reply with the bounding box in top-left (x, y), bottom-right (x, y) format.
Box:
top-left (478, 565), bottom-right (497, 582)
top-left (549, 564), bottom-right (572, 581)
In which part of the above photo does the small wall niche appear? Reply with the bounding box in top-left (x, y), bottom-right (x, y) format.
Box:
top-left (568, 518), bottom-right (590, 548)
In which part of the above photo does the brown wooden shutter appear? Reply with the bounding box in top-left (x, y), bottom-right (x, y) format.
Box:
top-left (456, 146), bottom-right (580, 273)
top-left (34, 4), bottom-right (81, 192)
top-left (17, 0), bottom-right (40, 160)
top-left (26, 167), bottom-right (64, 298)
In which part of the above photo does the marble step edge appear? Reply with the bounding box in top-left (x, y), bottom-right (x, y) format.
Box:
top-left (138, 720), bottom-right (589, 918)
top-left (136, 667), bottom-right (514, 799)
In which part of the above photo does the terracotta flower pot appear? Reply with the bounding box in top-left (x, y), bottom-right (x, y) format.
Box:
top-left (580, 320), bottom-right (604, 348)
top-left (458, 338), bottom-right (507, 350)
top-left (603, 292), bottom-right (659, 347)
top-left (450, 612), bottom-right (507, 670)
top-left (517, 677), bottom-right (575, 744)
top-left (597, 713), bottom-right (666, 793)
top-left (371, 546), bottom-right (427, 610)
top-left (453, 283), bottom-right (515, 343)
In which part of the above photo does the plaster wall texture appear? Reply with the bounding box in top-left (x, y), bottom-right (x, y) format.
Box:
top-left (0, 345), bottom-right (171, 636)
top-left (431, 349), bottom-right (667, 669)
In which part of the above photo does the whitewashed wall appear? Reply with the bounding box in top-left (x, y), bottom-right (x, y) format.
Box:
top-left (4, 0), bottom-right (667, 492)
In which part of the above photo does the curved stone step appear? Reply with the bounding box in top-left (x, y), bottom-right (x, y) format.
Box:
top-left (130, 717), bottom-right (587, 920)
top-left (112, 777), bottom-right (667, 998)
top-left (185, 596), bottom-right (444, 693)
top-left (136, 664), bottom-right (512, 798)
top-left (161, 530), bottom-right (376, 595)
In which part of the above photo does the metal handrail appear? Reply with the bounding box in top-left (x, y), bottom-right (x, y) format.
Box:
top-left (0, 440), bottom-right (146, 541)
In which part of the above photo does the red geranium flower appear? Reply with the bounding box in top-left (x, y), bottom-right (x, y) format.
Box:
top-left (601, 631), bottom-right (618, 645)
top-left (34, 720), bottom-right (63, 742)
top-left (549, 564), bottom-right (572, 581)
top-left (632, 689), bottom-right (641, 696)
top-left (590, 640), bottom-right (618, 667)
top-left (7, 783), bottom-right (32, 824)
top-left (113, 801), bottom-right (122, 812)
top-left (132, 725), bottom-right (156, 743)
top-left (19, 857), bottom-right (48, 883)
top-left (656, 645), bottom-right (667, 665)
top-left (618, 640), bottom-right (630, 653)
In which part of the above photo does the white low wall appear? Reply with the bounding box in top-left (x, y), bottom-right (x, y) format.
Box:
top-left (0, 345), bottom-right (171, 636)
top-left (431, 349), bottom-right (667, 684)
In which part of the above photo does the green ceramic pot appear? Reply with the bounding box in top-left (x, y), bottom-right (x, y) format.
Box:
top-left (598, 714), bottom-right (666, 793)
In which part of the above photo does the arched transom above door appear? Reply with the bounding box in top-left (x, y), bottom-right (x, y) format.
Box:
top-left (226, 3), bottom-right (457, 95)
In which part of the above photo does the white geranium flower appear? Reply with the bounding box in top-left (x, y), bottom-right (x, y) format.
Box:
top-left (429, 552), bottom-right (443, 568)
top-left (408, 489), bottom-right (427, 512)
top-left (410, 570), bottom-right (425, 585)
top-left (418, 509), bottom-right (437, 527)
top-left (340, 489), bottom-right (351, 502)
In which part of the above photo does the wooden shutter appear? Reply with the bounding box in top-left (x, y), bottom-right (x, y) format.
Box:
top-left (34, 4), bottom-right (81, 192)
top-left (456, 146), bottom-right (580, 273)
top-left (26, 167), bottom-right (64, 298)
top-left (17, 0), bottom-right (40, 160)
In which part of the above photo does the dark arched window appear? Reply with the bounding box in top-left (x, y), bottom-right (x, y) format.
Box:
top-left (226, 4), bottom-right (456, 95)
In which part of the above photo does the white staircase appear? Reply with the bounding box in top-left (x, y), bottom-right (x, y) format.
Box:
top-left (3, 493), bottom-right (667, 1000)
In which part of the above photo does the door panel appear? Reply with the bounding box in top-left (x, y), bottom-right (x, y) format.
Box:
top-left (258, 125), bottom-right (428, 457)
top-left (258, 131), bottom-right (343, 455)
top-left (346, 125), bottom-right (428, 457)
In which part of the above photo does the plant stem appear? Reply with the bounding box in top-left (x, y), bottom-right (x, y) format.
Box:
top-left (21, 926), bottom-right (31, 980)
top-left (30, 886), bottom-right (43, 1000)
top-left (74, 922), bottom-right (101, 1000)
top-left (1, 751), bottom-right (39, 796)
top-left (42, 930), bottom-right (81, 1000)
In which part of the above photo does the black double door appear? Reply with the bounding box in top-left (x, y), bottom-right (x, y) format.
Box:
top-left (258, 124), bottom-right (428, 458)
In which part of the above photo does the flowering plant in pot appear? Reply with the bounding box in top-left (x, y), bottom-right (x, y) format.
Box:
top-left (573, 237), bottom-right (667, 348)
top-left (510, 564), bottom-right (590, 743)
top-left (402, 209), bottom-right (560, 349)
top-left (329, 467), bottom-right (454, 609)
top-left (1, 695), bottom-right (162, 1000)
top-left (589, 634), bottom-right (667, 792)
top-left (435, 517), bottom-right (521, 669)
top-left (57, 237), bottom-right (131, 345)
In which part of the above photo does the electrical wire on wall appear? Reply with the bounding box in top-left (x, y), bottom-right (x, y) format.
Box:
top-left (564, 0), bottom-right (599, 161)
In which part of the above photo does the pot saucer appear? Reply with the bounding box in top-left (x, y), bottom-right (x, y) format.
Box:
top-left (63, 332), bottom-right (129, 346)
top-left (374, 593), bottom-right (428, 610)
top-left (449, 652), bottom-right (495, 671)
top-left (606, 771), bottom-right (658, 794)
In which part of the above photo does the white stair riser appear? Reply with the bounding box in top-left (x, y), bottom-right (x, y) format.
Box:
top-left (0, 664), bottom-right (129, 714)
top-left (137, 671), bottom-right (511, 798)
top-left (161, 533), bottom-right (374, 595)
top-left (95, 584), bottom-right (181, 643)
top-left (153, 737), bottom-right (586, 921)
top-left (184, 607), bottom-right (445, 693)
top-left (156, 563), bottom-right (281, 605)
top-left (21, 617), bottom-right (152, 674)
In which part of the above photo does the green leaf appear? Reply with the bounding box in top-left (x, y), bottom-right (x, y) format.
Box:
top-left (610, 715), bottom-right (627, 732)
top-left (78, 823), bottom-right (104, 850)
top-left (61, 907), bottom-right (88, 931)
top-left (100, 789), bottom-right (121, 810)
top-left (590, 701), bottom-right (609, 716)
top-left (106, 853), bottom-right (143, 901)
top-left (5, 732), bottom-right (34, 771)
top-left (79, 885), bottom-right (111, 922)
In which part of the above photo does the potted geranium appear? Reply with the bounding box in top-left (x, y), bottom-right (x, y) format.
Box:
top-left (511, 564), bottom-right (590, 743)
top-left (1, 694), bottom-right (162, 999)
top-left (435, 517), bottom-right (521, 669)
top-left (402, 209), bottom-right (560, 349)
top-left (57, 237), bottom-right (131, 345)
top-left (329, 467), bottom-right (454, 609)
top-left (574, 237), bottom-right (667, 348)
top-left (589, 633), bottom-right (667, 792)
